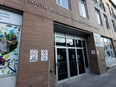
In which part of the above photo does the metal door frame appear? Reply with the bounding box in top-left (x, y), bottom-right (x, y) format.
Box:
top-left (54, 34), bottom-right (89, 83)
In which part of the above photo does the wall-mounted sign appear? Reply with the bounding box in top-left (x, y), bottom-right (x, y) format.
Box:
top-left (30, 50), bottom-right (38, 62)
top-left (0, 9), bottom-right (22, 25)
top-left (93, 33), bottom-right (103, 47)
top-left (97, 51), bottom-right (99, 55)
top-left (91, 50), bottom-right (96, 54)
top-left (41, 50), bottom-right (48, 61)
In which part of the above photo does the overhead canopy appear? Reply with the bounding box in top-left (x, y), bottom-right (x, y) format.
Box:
top-left (54, 22), bottom-right (92, 37)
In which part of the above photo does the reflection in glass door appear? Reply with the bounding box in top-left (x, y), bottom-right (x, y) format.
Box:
top-left (56, 48), bottom-right (68, 81)
top-left (68, 49), bottom-right (78, 77)
top-left (77, 49), bottom-right (85, 74)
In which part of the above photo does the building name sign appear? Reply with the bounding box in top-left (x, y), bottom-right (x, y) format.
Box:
top-left (28, 0), bottom-right (73, 19)
top-left (27, 0), bottom-right (99, 30)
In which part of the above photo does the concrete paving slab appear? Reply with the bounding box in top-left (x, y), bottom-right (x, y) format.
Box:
top-left (56, 69), bottom-right (116, 87)
top-left (98, 83), bottom-right (115, 87)
top-left (106, 77), bottom-right (116, 86)
top-left (89, 75), bottom-right (110, 84)
top-left (75, 80), bottom-right (100, 87)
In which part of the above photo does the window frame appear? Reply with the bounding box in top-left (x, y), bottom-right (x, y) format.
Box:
top-left (106, 3), bottom-right (111, 15)
top-left (78, 0), bottom-right (89, 18)
top-left (56, 0), bottom-right (71, 10)
top-left (104, 14), bottom-right (110, 29)
top-left (112, 20), bottom-right (116, 32)
top-left (93, 0), bottom-right (105, 11)
top-left (95, 8), bottom-right (103, 25)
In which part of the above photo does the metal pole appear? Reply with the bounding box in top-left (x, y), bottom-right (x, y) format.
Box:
top-left (48, 59), bottom-right (50, 87)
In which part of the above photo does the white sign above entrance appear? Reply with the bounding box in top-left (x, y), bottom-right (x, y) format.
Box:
top-left (41, 50), bottom-right (48, 61)
top-left (30, 50), bottom-right (38, 62)
top-left (93, 33), bottom-right (103, 47)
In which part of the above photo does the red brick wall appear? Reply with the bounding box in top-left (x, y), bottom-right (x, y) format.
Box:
top-left (0, 0), bottom-right (116, 39)
top-left (96, 47), bottom-right (107, 74)
top-left (17, 12), bottom-right (54, 87)
top-left (86, 35), bottom-right (100, 74)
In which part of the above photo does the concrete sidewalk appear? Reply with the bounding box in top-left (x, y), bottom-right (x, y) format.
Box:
top-left (56, 69), bottom-right (116, 87)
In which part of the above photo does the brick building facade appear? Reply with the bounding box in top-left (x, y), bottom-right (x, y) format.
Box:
top-left (0, 0), bottom-right (116, 87)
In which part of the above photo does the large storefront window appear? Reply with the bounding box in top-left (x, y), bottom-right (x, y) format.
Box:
top-left (101, 37), bottom-right (116, 67)
top-left (0, 9), bottom-right (22, 87)
top-left (0, 9), bottom-right (22, 76)
top-left (0, 23), bottom-right (21, 75)
top-left (104, 38), bottom-right (114, 57)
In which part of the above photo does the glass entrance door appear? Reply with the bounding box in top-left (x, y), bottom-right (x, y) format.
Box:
top-left (56, 48), bottom-right (68, 81)
top-left (55, 33), bottom-right (89, 82)
top-left (56, 48), bottom-right (86, 81)
top-left (68, 49), bottom-right (78, 77)
top-left (77, 49), bottom-right (85, 74)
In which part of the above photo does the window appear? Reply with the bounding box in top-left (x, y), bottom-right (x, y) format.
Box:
top-left (56, 0), bottom-right (70, 9)
top-left (95, 8), bottom-right (102, 25)
top-left (101, 3), bottom-right (105, 11)
top-left (102, 37), bottom-right (115, 58)
top-left (104, 14), bottom-right (110, 29)
top-left (67, 39), bottom-right (75, 47)
top-left (93, 0), bottom-right (100, 5)
top-left (93, 0), bottom-right (97, 4)
top-left (111, 8), bottom-right (115, 18)
top-left (93, 0), bottom-right (105, 11)
top-left (101, 37), bottom-right (116, 67)
top-left (99, 0), bottom-right (105, 11)
top-left (112, 20), bottom-right (116, 32)
top-left (55, 37), bottom-right (66, 46)
top-left (79, 0), bottom-right (88, 18)
top-left (106, 3), bottom-right (111, 15)
top-left (111, 8), bottom-right (114, 15)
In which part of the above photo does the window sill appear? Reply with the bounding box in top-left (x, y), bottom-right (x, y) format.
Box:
top-left (57, 4), bottom-right (71, 11)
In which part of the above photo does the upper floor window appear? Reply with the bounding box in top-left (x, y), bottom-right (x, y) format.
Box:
top-left (95, 8), bottom-right (102, 25)
top-left (93, 0), bottom-right (105, 11)
top-left (93, 0), bottom-right (101, 5)
top-left (56, 0), bottom-right (70, 9)
top-left (106, 3), bottom-right (111, 15)
top-left (112, 20), bottom-right (116, 32)
top-left (111, 8), bottom-right (114, 15)
top-left (79, 0), bottom-right (88, 18)
top-left (102, 3), bottom-right (105, 11)
top-left (111, 8), bottom-right (115, 18)
top-left (104, 14), bottom-right (110, 29)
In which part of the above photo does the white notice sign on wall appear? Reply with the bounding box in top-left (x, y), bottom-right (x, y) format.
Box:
top-left (41, 50), bottom-right (48, 61)
top-left (30, 50), bottom-right (38, 62)
top-left (93, 33), bottom-right (103, 47)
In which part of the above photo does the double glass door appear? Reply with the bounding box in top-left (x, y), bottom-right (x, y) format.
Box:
top-left (55, 48), bottom-right (86, 81)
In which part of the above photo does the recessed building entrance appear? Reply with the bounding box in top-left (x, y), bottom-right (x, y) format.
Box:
top-left (54, 33), bottom-right (89, 82)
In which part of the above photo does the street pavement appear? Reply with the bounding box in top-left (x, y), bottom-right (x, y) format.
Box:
top-left (56, 68), bottom-right (116, 87)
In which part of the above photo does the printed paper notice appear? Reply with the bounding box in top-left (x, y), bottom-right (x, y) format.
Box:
top-left (30, 50), bottom-right (38, 62)
top-left (41, 50), bottom-right (48, 61)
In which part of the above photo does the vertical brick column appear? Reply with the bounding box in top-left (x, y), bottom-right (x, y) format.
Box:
top-left (86, 34), bottom-right (106, 74)
top-left (17, 12), bottom-right (54, 87)
top-left (86, 34), bottom-right (100, 74)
